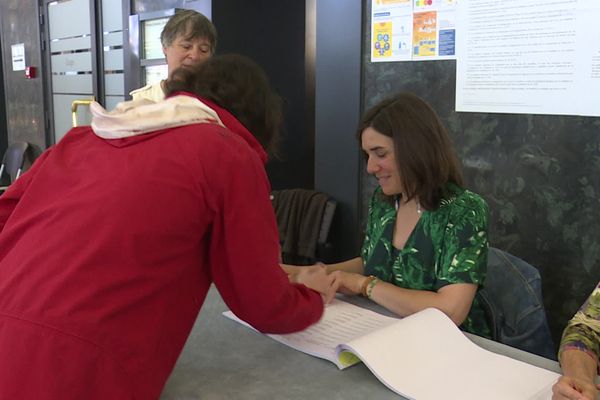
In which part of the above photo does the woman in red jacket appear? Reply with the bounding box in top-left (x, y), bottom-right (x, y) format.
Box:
top-left (0, 55), bottom-right (333, 399)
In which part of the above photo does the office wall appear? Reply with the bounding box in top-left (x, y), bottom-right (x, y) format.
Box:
top-left (212, 1), bottom-right (313, 191)
top-left (0, 0), bottom-right (47, 149)
top-left (314, 0), bottom-right (362, 261)
top-left (362, 1), bottom-right (600, 346)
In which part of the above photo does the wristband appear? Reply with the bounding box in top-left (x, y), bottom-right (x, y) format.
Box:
top-left (366, 277), bottom-right (380, 300)
top-left (361, 275), bottom-right (376, 297)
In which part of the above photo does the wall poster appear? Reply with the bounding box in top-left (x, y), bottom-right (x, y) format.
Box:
top-left (371, 0), bottom-right (457, 62)
top-left (456, 0), bottom-right (600, 117)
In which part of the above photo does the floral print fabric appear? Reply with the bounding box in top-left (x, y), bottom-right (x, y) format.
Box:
top-left (362, 183), bottom-right (491, 337)
top-left (559, 282), bottom-right (600, 370)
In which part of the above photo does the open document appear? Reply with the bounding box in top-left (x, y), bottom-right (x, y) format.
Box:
top-left (224, 299), bottom-right (559, 400)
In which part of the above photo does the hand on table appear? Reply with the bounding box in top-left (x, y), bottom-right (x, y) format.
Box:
top-left (329, 270), bottom-right (369, 297)
top-left (285, 263), bottom-right (338, 303)
top-left (552, 376), bottom-right (600, 400)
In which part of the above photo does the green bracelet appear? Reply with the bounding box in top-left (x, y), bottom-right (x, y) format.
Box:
top-left (366, 277), bottom-right (379, 300)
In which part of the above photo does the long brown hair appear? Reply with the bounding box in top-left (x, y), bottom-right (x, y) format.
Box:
top-left (357, 92), bottom-right (464, 210)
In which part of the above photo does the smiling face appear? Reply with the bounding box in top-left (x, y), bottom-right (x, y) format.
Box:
top-left (163, 34), bottom-right (212, 77)
top-left (361, 127), bottom-right (403, 196)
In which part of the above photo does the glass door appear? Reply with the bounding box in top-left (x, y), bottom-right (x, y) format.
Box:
top-left (43, 0), bottom-right (127, 143)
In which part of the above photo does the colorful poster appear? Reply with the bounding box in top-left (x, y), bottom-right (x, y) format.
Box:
top-left (375, 0), bottom-right (410, 4)
top-left (412, 11), bottom-right (437, 57)
top-left (437, 8), bottom-right (456, 56)
top-left (373, 22), bottom-right (393, 58)
top-left (371, 0), bottom-right (413, 62)
top-left (371, 0), bottom-right (456, 62)
top-left (414, 0), bottom-right (435, 10)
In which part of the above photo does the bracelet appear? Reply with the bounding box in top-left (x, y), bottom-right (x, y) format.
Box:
top-left (361, 275), bottom-right (376, 297)
top-left (366, 277), bottom-right (380, 300)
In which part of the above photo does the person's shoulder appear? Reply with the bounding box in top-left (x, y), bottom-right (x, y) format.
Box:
top-left (441, 183), bottom-right (487, 212)
top-left (179, 123), bottom-right (261, 164)
top-left (434, 184), bottom-right (488, 228)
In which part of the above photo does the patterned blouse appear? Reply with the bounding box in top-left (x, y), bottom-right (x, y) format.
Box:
top-left (362, 183), bottom-right (491, 338)
top-left (559, 282), bottom-right (600, 371)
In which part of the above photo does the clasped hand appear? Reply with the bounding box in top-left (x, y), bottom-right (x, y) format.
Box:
top-left (283, 263), bottom-right (337, 303)
top-left (282, 264), bottom-right (367, 301)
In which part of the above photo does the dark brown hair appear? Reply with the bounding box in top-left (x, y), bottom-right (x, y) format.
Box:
top-left (165, 54), bottom-right (283, 157)
top-left (357, 92), bottom-right (464, 211)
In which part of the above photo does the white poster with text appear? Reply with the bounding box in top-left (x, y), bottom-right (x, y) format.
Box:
top-left (456, 0), bottom-right (600, 117)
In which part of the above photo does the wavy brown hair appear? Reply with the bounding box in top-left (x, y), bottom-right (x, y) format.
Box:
top-left (165, 54), bottom-right (283, 157)
top-left (357, 92), bottom-right (464, 211)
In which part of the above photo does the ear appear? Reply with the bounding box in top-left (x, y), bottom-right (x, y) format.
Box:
top-left (162, 46), bottom-right (168, 59)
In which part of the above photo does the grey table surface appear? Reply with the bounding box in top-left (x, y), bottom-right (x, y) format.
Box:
top-left (160, 286), bottom-right (561, 400)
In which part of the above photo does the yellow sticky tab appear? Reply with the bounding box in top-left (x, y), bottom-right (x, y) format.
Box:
top-left (338, 351), bottom-right (361, 367)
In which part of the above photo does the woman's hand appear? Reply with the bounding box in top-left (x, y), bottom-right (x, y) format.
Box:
top-left (285, 263), bottom-right (337, 303)
top-left (280, 262), bottom-right (370, 300)
top-left (552, 375), bottom-right (599, 400)
top-left (329, 270), bottom-right (369, 296)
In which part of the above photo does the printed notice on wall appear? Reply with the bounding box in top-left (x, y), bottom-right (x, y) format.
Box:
top-left (371, 0), bottom-right (458, 62)
top-left (456, 0), bottom-right (600, 117)
top-left (11, 43), bottom-right (25, 71)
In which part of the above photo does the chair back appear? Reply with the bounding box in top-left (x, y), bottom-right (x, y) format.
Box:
top-left (0, 142), bottom-right (37, 189)
top-left (478, 247), bottom-right (556, 359)
top-left (271, 189), bottom-right (337, 265)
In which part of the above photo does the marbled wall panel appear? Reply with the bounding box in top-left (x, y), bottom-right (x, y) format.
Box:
top-left (362, 1), bottom-right (600, 347)
top-left (0, 0), bottom-right (46, 149)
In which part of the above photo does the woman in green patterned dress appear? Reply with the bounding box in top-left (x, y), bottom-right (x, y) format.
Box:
top-left (284, 92), bottom-right (491, 337)
top-left (552, 282), bottom-right (600, 400)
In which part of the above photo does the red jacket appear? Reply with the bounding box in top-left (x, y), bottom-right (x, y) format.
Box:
top-left (0, 97), bottom-right (323, 399)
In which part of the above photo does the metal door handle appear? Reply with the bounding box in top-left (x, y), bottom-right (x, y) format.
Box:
top-left (71, 98), bottom-right (95, 127)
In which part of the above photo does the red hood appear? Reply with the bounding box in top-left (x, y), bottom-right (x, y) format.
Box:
top-left (90, 92), bottom-right (268, 165)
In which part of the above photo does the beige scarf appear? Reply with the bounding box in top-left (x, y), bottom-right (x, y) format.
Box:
top-left (91, 95), bottom-right (224, 139)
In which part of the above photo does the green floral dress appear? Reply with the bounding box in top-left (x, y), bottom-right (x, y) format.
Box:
top-left (559, 281), bottom-right (600, 371)
top-left (362, 183), bottom-right (491, 338)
